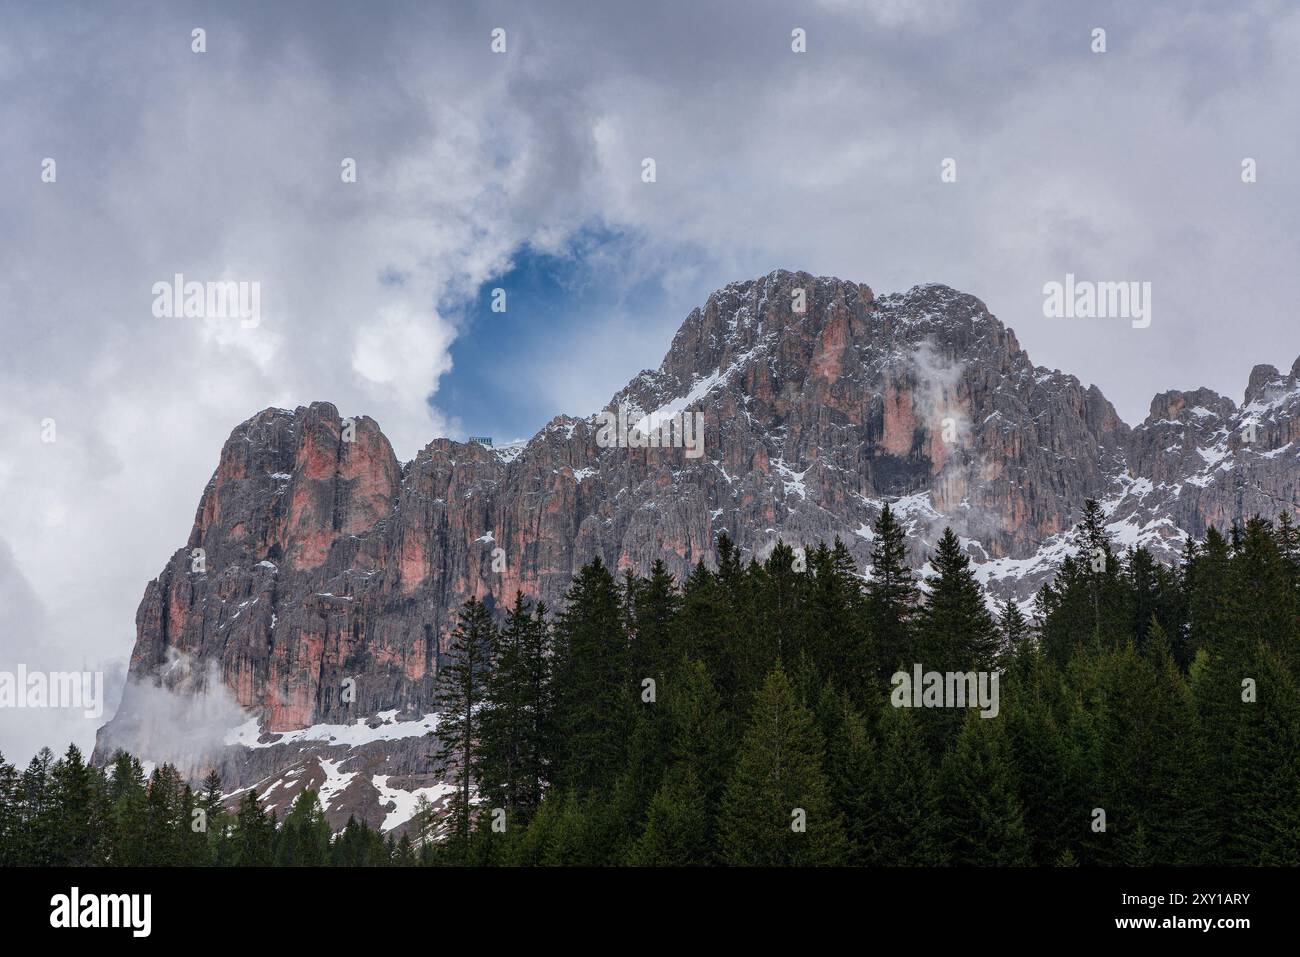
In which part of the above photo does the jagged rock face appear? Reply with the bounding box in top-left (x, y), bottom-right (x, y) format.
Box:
top-left (95, 270), bottom-right (1300, 833)
top-left (1117, 360), bottom-right (1300, 542)
top-left (608, 275), bottom-right (1130, 572)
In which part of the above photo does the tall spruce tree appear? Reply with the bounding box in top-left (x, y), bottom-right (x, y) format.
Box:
top-left (143, 763), bottom-right (184, 865)
top-left (1221, 642), bottom-right (1300, 864)
top-left (754, 541), bottom-right (803, 673)
top-left (865, 505), bottom-right (919, 681)
top-left (719, 664), bottom-right (847, 865)
top-left (0, 753), bottom-right (19, 867)
top-left (717, 535), bottom-right (767, 701)
top-left (998, 599), bottom-right (1031, 665)
top-left (231, 789), bottom-right (275, 866)
top-left (199, 769), bottom-right (231, 865)
top-left (1004, 658), bottom-right (1085, 865)
top-left (1186, 527), bottom-right (1233, 665)
top-left (599, 710), bottom-right (669, 863)
top-left (1039, 500), bottom-right (1131, 664)
top-left (1228, 517), bottom-right (1299, 669)
top-left (1276, 511), bottom-right (1300, 592)
top-left (626, 766), bottom-right (712, 866)
top-left (918, 527), bottom-right (999, 671)
top-left (552, 557), bottom-right (632, 795)
top-left (819, 688), bottom-right (878, 865)
top-left (1124, 547), bottom-right (1183, 653)
top-left (801, 538), bottom-right (870, 699)
top-left (276, 789), bottom-right (331, 866)
top-left (939, 714), bottom-right (1032, 865)
top-left (177, 785), bottom-right (209, 865)
top-left (46, 744), bottom-right (100, 865)
top-left (1073, 639), bottom-right (1212, 865)
top-left (18, 747), bottom-right (55, 865)
top-left (865, 704), bottom-right (946, 865)
top-left (478, 592), bottom-right (552, 824)
top-left (108, 750), bottom-right (148, 866)
top-left (433, 596), bottom-right (496, 850)
top-left (333, 815), bottom-right (387, 867)
top-left (1142, 625), bottom-right (1215, 865)
top-left (631, 560), bottom-right (679, 689)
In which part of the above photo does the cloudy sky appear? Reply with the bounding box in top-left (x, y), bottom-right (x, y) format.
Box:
top-left (2, 0), bottom-right (1298, 763)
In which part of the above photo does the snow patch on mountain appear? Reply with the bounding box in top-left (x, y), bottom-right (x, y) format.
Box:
top-left (225, 711), bottom-right (438, 750)
top-left (317, 757), bottom-right (358, 812)
top-left (372, 776), bottom-right (457, 833)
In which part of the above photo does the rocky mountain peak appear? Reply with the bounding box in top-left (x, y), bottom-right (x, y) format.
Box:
top-left (654, 270), bottom-right (872, 390)
top-left (1244, 361), bottom-right (1300, 408)
top-left (1146, 388), bottom-right (1236, 426)
top-left (96, 271), bottom-right (1300, 836)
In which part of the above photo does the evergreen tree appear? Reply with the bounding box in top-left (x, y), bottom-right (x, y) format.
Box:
top-left (801, 539), bottom-right (870, 699)
top-left (331, 815), bottom-right (363, 867)
top-left (407, 793), bottom-right (439, 862)
top-left (332, 815), bottom-right (387, 867)
top-left (1039, 501), bottom-right (1130, 664)
top-left (551, 558), bottom-right (631, 795)
top-left (1124, 547), bottom-right (1161, 648)
top-left (671, 538), bottom-right (753, 706)
top-left (1002, 650), bottom-right (1085, 865)
top-left (752, 542), bottom-right (803, 675)
top-left (1074, 640), bottom-right (1211, 865)
top-left (199, 769), bottom-right (231, 865)
top-left (665, 657), bottom-right (731, 766)
top-left (508, 792), bottom-right (566, 866)
top-left (1222, 642), bottom-right (1300, 864)
top-left (939, 714), bottom-right (1032, 865)
top-left (18, 747), bottom-right (55, 865)
top-left (659, 656), bottom-right (732, 849)
top-left (626, 767), bottom-right (712, 866)
top-left (998, 599), bottom-right (1031, 665)
top-left (1142, 626), bottom-right (1215, 865)
top-left (8, 513), bottom-right (1300, 872)
top-left (631, 560), bottom-right (679, 690)
top-left (46, 744), bottom-right (100, 865)
top-left (918, 527), bottom-right (999, 671)
top-left (1075, 499), bottom-right (1113, 627)
top-left (865, 505), bottom-right (919, 680)
top-left (276, 789), bottom-right (331, 866)
top-left (1193, 520), bottom-right (1296, 858)
top-left (394, 833), bottom-right (417, 866)
top-left (1186, 527), bottom-right (1232, 666)
top-left (719, 664), bottom-right (847, 865)
top-left (107, 750), bottom-right (148, 866)
top-left (0, 753), bottom-right (19, 867)
top-left (1276, 511), bottom-right (1300, 591)
top-left (864, 705), bottom-right (946, 865)
top-left (478, 592), bottom-right (552, 824)
top-left (538, 790), bottom-right (604, 866)
top-left (713, 534), bottom-right (764, 702)
top-left (1228, 517), bottom-right (1299, 669)
top-left (1036, 557), bottom-right (1089, 668)
top-left (432, 595), bottom-right (496, 851)
top-left (231, 789), bottom-right (276, 866)
top-left (597, 711), bottom-right (670, 864)
top-left (819, 689), bottom-right (878, 865)
top-left (143, 763), bottom-right (184, 865)
top-left (178, 785), bottom-right (209, 865)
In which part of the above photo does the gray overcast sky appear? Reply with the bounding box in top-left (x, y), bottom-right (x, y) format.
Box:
top-left (2, 0), bottom-right (1299, 762)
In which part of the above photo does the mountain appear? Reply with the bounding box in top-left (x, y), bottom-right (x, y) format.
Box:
top-left (93, 269), bottom-right (1300, 833)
